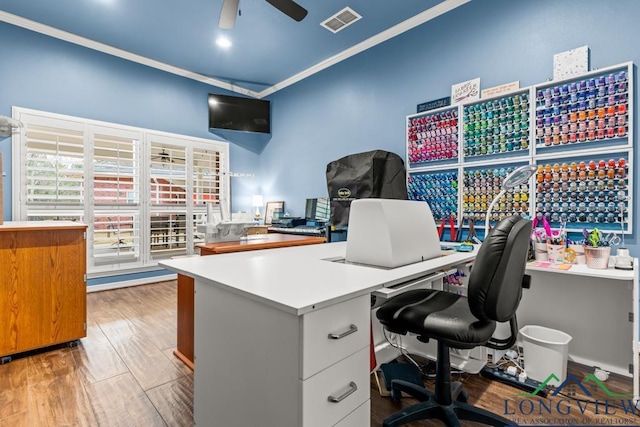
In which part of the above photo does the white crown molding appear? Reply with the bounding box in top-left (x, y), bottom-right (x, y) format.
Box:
top-left (0, 10), bottom-right (260, 98)
top-left (256, 0), bottom-right (471, 98)
top-left (0, 0), bottom-right (470, 99)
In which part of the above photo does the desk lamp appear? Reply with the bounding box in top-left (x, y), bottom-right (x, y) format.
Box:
top-left (252, 195), bottom-right (263, 221)
top-left (484, 164), bottom-right (537, 237)
top-left (484, 164), bottom-right (536, 363)
top-left (615, 200), bottom-right (633, 270)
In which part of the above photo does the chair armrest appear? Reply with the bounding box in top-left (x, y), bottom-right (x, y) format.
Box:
top-left (486, 316), bottom-right (518, 350)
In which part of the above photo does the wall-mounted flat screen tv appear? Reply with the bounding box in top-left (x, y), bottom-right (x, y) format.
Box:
top-left (208, 94), bottom-right (271, 134)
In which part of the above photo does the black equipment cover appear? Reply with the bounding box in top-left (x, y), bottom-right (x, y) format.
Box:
top-left (325, 150), bottom-right (408, 227)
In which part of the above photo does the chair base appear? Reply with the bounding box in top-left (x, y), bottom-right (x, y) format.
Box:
top-left (383, 399), bottom-right (516, 427)
top-left (382, 342), bottom-right (518, 427)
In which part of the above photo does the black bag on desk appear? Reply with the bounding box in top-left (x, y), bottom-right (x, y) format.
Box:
top-left (326, 149), bottom-right (408, 227)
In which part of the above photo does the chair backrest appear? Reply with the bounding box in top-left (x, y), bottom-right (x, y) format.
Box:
top-left (467, 216), bottom-right (532, 323)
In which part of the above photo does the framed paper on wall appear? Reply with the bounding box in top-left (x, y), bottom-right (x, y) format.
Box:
top-left (264, 201), bottom-right (285, 225)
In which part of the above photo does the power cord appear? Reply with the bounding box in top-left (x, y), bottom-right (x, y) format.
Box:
top-left (380, 326), bottom-right (466, 382)
top-left (381, 327), bottom-right (422, 372)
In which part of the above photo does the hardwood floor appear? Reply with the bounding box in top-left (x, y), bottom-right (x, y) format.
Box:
top-left (0, 281), bottom-right (637, 426)
top-left (0, 281), bottom-right (190, 427)
top-left (370, 358), bottom-right (640, 426)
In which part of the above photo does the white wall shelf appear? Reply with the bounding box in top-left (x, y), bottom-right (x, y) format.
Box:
top-left (406, 61), bottom-right (634, 235)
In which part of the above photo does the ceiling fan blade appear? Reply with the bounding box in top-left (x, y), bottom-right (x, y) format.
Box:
top-left (266, 0), bottom-right (308, 22)
top-left (219, 0), bottom-right (240, 29)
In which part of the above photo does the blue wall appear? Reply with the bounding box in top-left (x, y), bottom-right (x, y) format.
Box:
top-left (0, 22), bottom-right (262, 218)
top-left (263, 0), bottom-right (640, 252)
top-left (2, 0), bottom-right (640, 269)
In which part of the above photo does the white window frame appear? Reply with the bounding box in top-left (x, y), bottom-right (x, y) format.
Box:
top-left (11, 106), bottom-right (230, 278)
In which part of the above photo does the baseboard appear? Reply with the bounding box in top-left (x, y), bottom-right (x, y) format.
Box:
top-left (86, 273), bottom-right (177, 293)
top-left (568, 355), bottom-right (632, 378)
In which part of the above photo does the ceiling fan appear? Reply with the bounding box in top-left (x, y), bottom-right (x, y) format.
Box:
top-left (152, 149), bottom-right (174, 163)
top-left (219, 0), bottom-right (308, 29)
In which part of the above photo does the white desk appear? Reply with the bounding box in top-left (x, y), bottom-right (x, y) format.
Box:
top-left (160, 244), bottom-right (639, 425)
top-left (159, 242), bottom-right (478, 427)
top-left (521, 260), bottom-right (638, 400)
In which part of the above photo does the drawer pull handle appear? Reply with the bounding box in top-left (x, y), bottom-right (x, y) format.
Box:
top-left (328, 324), bottom-right (358, 340)
top-left (327, 381), bottom-right (357, 403)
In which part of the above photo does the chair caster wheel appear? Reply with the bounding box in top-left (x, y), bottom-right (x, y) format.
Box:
top-left (456, 390), bottom-right (469, 403)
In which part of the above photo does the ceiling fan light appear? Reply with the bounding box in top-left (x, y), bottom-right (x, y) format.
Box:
top-left (216, 37), bottom-right (232, 48)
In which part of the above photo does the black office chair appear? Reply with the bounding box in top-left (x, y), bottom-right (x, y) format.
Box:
top-left (376, 215), bottom-right (532, 427)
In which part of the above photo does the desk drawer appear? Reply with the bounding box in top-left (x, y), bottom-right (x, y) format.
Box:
top-left (301, 346), bottom-right (369, 427)
top-left (334, 399), bottom-right (370, 427)
top-left (301, 294), bottom-right (369, 379)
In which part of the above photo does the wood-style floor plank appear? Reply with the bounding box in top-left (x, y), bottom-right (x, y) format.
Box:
top-left (91, 306), bottom-right (138, 342)
top-left (0, 357), bottom-right (28, 420)
top-left (0, 410), bottom-right (30, 427)
top-left (109, 333), bottom-right (186, 391)
top-left (71, 321), bottom-right (129, 385)
top-left (26, 355), bottom-right (98, 427)
top-left (162, 348), bottom-right (194, 376)
top-left (127, 311), bottom-right (178, 352)
top-left (84, 372), bottom-right (165, 427)
top-left (146, 373), bottom-right (194, 427)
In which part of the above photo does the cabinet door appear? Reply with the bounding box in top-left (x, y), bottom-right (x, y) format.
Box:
top-left (0, 228), bottom-right (86, 356)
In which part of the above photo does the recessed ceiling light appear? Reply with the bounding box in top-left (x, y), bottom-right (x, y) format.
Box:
top-left (216, 37), bottom-right (232, 48)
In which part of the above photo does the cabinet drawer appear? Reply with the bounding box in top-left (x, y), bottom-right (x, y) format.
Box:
top-left (301, 346), bottom-right (369, 427)
top-left (334, 399), bottom-right (370, 427)
top-left (301, 294), bottom-right (369, 379)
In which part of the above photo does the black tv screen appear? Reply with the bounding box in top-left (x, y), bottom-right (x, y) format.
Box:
top-left (208, 94), bottom-right (271, 134)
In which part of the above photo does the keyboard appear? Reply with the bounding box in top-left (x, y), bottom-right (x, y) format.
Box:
top-left (268, 226), bottom-right (325, 236)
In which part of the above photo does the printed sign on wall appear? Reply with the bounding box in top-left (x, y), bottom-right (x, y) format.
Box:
top-left (451, 78), bottom-right (480, 104)
top-left (553, 46), bottom-right (589, 80)
top-left (417, 96), bottom-right (451, 113)
top-left (481, 81), bottom-right (520, 98)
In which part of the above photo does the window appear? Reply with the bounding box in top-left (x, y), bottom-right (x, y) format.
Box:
top-left (12, 107), bottom-right (229, 277)
top-left (91, 126), bottom-right (142, 268)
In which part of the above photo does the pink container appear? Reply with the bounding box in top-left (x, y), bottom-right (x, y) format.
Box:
top-left (584, 246), bottom-right (611, 269)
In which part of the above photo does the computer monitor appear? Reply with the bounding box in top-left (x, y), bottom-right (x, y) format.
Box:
top-left (305, 198), bottom-right (330, 223)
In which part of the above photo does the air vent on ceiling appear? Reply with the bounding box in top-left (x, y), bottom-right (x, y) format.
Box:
top-left (321, 7), bottom-right (362, 33)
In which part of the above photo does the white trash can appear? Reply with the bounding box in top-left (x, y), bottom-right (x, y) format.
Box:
top-left (520, 325), bottom-right (572, 386)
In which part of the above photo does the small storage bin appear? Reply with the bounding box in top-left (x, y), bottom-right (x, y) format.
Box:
top-left (546, 244), bottom-right (564, 264)
top-left (533, 242), bottom-right (548, 261)
top-left (584, 246), bottom-right (611, 269)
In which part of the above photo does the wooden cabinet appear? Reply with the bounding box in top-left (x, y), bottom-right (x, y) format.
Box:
top-left (0, 222), bottom-right (87, 359)
top-left (175, 273), bottom-right (195, 368)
